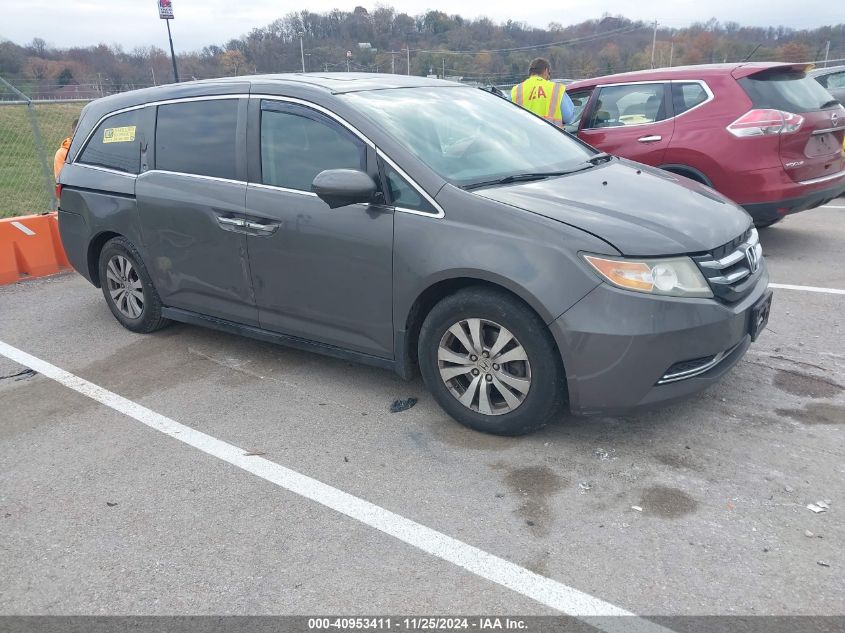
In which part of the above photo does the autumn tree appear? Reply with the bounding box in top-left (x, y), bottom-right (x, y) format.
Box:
top-left (221, 49), bottom-right (246, 75)
top-left (777, 41), bottom-right (810, 62)
top-left (598, 43), bottom-right (621, 74)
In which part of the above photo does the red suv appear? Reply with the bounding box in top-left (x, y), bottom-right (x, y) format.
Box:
top-left (566, 63), bottom-right (845, 226)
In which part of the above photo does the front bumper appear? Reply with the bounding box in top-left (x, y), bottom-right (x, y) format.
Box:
top-left (550, 266), bottom-right (770, 415)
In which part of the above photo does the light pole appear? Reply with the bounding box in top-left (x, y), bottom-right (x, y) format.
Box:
top-left (299, 32), bottom-right (306, 73)
top-left (650, 20), bottom-right (658, 69)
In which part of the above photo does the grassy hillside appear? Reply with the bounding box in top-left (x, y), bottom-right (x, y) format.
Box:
top-left (0, 102), bottom-right (85, 218)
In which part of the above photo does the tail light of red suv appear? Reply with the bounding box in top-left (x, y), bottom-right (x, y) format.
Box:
top-left (726, 109), bottom-right (804, 137)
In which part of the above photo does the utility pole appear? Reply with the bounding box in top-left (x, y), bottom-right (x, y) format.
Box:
top-left (299, 33), bottom-right (306, 73)
top-left (346, 50), bottom-right (352, 72)
top-left (405, 46), bottom-right (410, 75)
top-left (650, 20), bottom-right (658, 69)
top-left (391, 52), bottom-right (396, 74)
top-left (823, 41), bottom-right (830, 67)
top-left (442, 57), bottom-right (445, 79)
top-left (669, 36), bottom-right (674, 67)
top-left (151, 66), bottom-right (157, 86)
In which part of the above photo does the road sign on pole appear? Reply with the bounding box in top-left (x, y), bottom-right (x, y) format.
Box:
top-left (158, 0), bottom-right (174, 19)
top-left (156, 1), bottom-right (179, 82)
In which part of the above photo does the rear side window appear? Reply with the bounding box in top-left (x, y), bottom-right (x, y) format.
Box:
top-left (586, 83), bottom-right (667, 128)
top-left (155, 99), bottom-right (239, 179)
top-left (260, 106), bottom-right (365, 192)
top-left (739, 69), bottom-right (837, 112)
top-left (823, 71), bottom-right (845, 89)
top-left (79, 110), bottom-right (143, 174)
top-left (672, 82), bottom-right (709, 115)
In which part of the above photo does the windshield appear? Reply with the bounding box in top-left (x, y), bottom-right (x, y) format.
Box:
top-left (342, 87), bottom-right (594, 187)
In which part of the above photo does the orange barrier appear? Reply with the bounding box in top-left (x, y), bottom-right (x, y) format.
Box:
top-left (0, 212), bottom-right (71, 286)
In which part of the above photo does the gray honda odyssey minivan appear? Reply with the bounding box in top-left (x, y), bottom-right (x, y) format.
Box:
top-left (58, 74), bottom-right (772, 435)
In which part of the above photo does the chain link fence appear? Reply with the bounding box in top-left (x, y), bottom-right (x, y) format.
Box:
top-left (0, 77), bottom-right (88, 218)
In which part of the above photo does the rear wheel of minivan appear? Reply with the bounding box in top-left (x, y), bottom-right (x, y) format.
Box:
top-left (98, 237), bottom-right (169, 333)
top-left (418, 288), bottom-right (565, 436)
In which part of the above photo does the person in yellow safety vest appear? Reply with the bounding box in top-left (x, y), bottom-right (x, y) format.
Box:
top-left (510, 58), bottom-right (575, 127)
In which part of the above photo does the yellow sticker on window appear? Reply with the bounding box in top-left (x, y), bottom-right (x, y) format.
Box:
top-left (103, 126), bottom-right (136, 143)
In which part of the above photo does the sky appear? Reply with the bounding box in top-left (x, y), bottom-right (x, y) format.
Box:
top-left (3, 0), bottom-right (840, 53)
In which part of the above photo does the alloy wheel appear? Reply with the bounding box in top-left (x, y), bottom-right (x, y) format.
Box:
top-left (105, 255), bottom-right (144, 319)
top-left (437, 318), bottom-right (532, 416)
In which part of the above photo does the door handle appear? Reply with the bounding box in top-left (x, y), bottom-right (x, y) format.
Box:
top-left (637, 135), bottom-right (662, 143)
top-left (244, 220), bottom-right (279, 234)
top-left (217, 216), bottom-right (246, 228)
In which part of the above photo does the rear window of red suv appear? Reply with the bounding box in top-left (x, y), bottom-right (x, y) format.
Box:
top-left (738, 68), bottom-right (838, 113)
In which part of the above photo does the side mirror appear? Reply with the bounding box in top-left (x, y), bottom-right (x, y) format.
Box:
top-left (311, 169), bottom-right (377, 209)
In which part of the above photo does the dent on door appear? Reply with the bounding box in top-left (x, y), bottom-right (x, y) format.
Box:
top-left (136, 172), bottom-right (257, 325)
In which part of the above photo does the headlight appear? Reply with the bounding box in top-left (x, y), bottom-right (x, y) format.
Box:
top-left (582, 254), bottom-right (713, 298)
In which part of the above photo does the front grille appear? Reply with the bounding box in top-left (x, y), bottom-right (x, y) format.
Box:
top-left (692, 227), bottom-right (763, 303)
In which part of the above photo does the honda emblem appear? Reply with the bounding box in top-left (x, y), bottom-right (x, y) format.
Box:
top-left (832, 112), bottom-right (840, 127)
top-left (745, 245), bottom-right (760, 273)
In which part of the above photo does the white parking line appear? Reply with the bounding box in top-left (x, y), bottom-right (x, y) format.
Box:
top-left (769, 283), bottom-right (845, 295)
top-left (822, 205), bottom-right (845, 209)
top-left (0, 339), bottom-right (668, 633)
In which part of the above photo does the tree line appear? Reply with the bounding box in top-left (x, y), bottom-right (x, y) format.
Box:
top-left (1, 7), bottom-right (843, 99)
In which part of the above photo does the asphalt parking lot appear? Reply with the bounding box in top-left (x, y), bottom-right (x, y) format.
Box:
top-left (1, 202), bottom-right (843, 620)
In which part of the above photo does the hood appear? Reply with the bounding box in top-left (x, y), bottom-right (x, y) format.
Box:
top-left (474, 160), bottom-right (751, 256)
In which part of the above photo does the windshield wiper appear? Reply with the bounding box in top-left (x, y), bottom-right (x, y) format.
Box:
top-left (820, 99), bottom-right (841, 109)
top-left (463, 171), bottom-right (570, 190)
top-left (463, 155), bottom-right (615, 191)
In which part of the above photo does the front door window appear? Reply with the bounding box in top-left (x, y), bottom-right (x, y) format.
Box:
top-left (585, 83), bottom-right (667, 129)
top-left (260, 106), bottom-right (365, 191)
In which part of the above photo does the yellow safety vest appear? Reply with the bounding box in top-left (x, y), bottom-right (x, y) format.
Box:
top-left (511, 76), bottom-right (565, 126)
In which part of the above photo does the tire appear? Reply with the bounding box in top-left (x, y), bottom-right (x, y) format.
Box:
top-left (97, 236), bottom-right (169, 333)
top-left (754, 218), bottom-right (782, 229)
top-left (418, 287), bottom-right (565, 436)
top-left (662, 167), bottom-right (709, 187)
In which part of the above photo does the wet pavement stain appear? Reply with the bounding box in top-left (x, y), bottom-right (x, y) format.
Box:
top-left (776, 403), bottom-right (845, 425)
top-left (0, 376), bottom-right (99, 440)
top-left (500, 464), bottom-right (567, 535)
top-left (772, 370), bottom-right (843, 399)
top-left (653, 452), bottom-right (703, 472)
top-left (80, 328), bottom-right (256, 400)
top-left (638, 485), bottom-right (698, 518)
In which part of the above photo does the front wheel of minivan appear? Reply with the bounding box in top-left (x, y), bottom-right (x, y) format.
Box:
top-left (98, 237), bottom-right (170, 334)
top-left (418, 288), bottom-right (566, 436)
